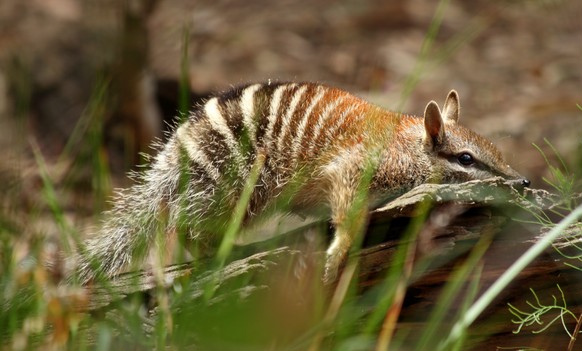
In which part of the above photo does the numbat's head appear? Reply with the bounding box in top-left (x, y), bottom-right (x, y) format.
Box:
top-left (424, 90), bottom-right (529, 185)
top-left (375, 90), bottom-right (530, 192)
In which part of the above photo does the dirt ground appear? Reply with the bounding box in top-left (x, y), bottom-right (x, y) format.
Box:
top-left (0, 0), bottom-right (580, 241)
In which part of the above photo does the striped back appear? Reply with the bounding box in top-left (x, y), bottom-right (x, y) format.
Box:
top-left (175, 82), bottom-right (393, 186)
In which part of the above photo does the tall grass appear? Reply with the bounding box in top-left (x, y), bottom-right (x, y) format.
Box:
top-left (0, 72), bottom-right (115, 349)
top-left (502, 138), bottom-right (582, 350)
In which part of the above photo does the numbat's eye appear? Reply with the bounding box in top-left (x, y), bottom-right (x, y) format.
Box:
top-left (458, 153), bottom-right (475, 166)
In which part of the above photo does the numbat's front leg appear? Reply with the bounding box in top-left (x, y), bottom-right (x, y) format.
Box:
top-left (323, 154), bottom-right (370, 284)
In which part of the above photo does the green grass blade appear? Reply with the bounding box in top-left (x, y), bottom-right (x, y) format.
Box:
top-left (441, 204), bottom-right (582, 349)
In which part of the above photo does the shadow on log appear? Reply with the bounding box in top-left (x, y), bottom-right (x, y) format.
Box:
top-left (82, 177), bottom-right (581, 350)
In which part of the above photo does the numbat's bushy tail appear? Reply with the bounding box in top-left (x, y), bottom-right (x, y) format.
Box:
top-left (75, 82), bottom-right (530, 283)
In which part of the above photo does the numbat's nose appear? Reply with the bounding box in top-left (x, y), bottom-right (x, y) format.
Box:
top-left (522, 179), bottom-right (531, 187)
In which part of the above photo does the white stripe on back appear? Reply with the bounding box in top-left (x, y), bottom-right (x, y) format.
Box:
top-left (305, 96), bottom-right (344, 157)
top-left (176, 124), bottom-right (220, 181)
top-left (276, 85), bottom-right (308, 151)
top-left (324, 103), bottom-right (358, 143)
top-left (264, 84), bottom-right (293, 150)
top-left (205, 97), bottom-right (244, 166)
top-left (291, 86), bottom-right (325, 162)
top-left (240, 84), bottom-right (261, 146)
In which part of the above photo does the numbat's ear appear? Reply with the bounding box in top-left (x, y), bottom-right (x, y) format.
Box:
top-left (424, 100), bottom-right (445, 147)
top-left (441, 90), bottom-right (460, 123)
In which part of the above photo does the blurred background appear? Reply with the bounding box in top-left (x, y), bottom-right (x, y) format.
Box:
top-left (0, 0), bottom-right (581, 234)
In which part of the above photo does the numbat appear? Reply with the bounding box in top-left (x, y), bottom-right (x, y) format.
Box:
top-left (76, 82), bottom-right (530, 283)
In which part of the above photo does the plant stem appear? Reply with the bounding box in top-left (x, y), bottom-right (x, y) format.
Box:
top-left (568, 312), bottom-right (582, 351)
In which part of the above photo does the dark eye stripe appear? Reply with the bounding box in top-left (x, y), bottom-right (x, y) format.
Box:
top-left (439, 151), bottom-right (512, 178)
